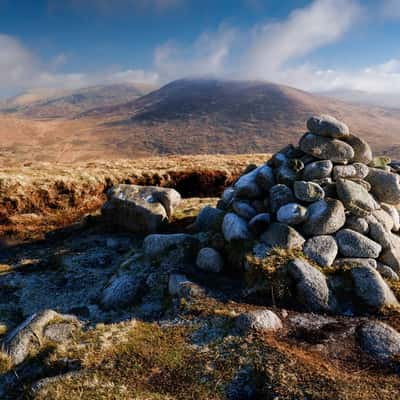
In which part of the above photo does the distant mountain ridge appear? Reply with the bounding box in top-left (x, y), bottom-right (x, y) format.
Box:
top-left (1, 78), bottom-right (400, 163)
top-left (0, 83), bottom-right (157, 119)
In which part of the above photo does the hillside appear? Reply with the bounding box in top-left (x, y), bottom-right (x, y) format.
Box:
top-left (0, 83), bottom-right (157, 119)
top-left (1, 79), bottom-right (400, 163)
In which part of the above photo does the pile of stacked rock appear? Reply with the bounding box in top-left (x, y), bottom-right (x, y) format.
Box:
top-left (194, 115), bottom-right (400, 313)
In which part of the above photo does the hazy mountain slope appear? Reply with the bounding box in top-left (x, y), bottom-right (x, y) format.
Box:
top-left (0, 83), bottom-right (157, 118)
top-left (1, 79), bottom-right (400, 163)
top-left (82, 79), bottom-right (400, 156)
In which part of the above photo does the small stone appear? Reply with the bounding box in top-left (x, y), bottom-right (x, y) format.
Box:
top-left (168, 274), bottom-right (205, 299)
top-left (287, 259), bottom-right (331, 312)
top-left (336, 178), bottom-right (379, 217)
top-left (303, 199), bottom-right (346, 236)
top-left (221, 187), bottom-right (236, 205)
top-left (351, 265), bottom-right (398, 310)
top-left (303, 235), bottom-right (338, 267)
top-left (234, 167), bottom-right (263, 199)
top-left (333, 163), bottom-right (369, 180)
top-left (381, 203), bottom-right (400, 232)
top-left (275, 164), bottom-right (298, 186)
top-left (222, 213), bottom-right (253, 242)
top-left (196, 206), bottom-right (225, 232)
top-left (255, 165), bottom-right (275, 191)
top-left (260, 223), bottom-right (305, 249)
top-left (232, 201), bottom-right (257, 220)
top-left (299, 133), bottom-right (354, 163)
top-left (333, 258), bottom-right (377, 269)
top-left (235, 310), bottom-right (282, 333)
top-left (342, 134), bottom-right (372, 164)
top-left (366, 168), bottom-right (400, 205)
top-left (380, 246), bottom-right (400, 272)
top-left (336, 229), bottom-right (382, 258)
top-left (248, 213), bottom-right (270, 236)
top-left (293, 181), bottom-right (325, 202)
top-left (276, 203), bottom-right (307, 225)
top-left (372, 209), bottom-right (395, 232)
top-left (345, 215), bottom-right (369, 234)
top-left (251, 199), bottom-right (268, 214)
top-left (101, 274), bottom-right (142, 309)
top-left (302, 160), bottom-right (333, 180)
top-left (269, 184), bottom-right (295, 213)
top-left (357, 321), bottom-right (400, 362)
top-left (143, 234), bottom-right (200, 259)
top-left (196, 248), bottom-right (223, 273)
top-left (307, 115), bottom-right (350, 138)
top-left (377, 262), bottom-right (400, 281)
top-left (367, 217), bottom-right (393, 250)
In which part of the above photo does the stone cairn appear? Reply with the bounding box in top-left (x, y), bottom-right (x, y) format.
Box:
top-left (197, 114), bottom-right (400, 314)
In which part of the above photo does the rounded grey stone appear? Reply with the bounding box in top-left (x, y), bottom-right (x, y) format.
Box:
top-left (260, 223), bottom-right (305, 250)
top-left (357, 321), bottom-right (400, 362)
top-left (351, 265), bottom-right (398, 310)
top-left (196, 206), bottom-right (225, 232)
top-left (248, 213), bottom-right (270, 236)
top-left (381, 203), bottom-right (400, 232)
top-left (336, 229), bottom-right (382, 258)
top-left (235, 310), bottom-right (282, 333)
top-left (333, 258), bottom-right (377, 269)
top-left (342, 134), bottom-right (373, 164)
top-left (277, 203), bottom-right (308, 225)
top-left (303, 199), bottom-right (346, 236)
top-left (380, 246), bottom-right (400, 273)
top-left (222, 213), bottom-right (253, 242)
top-left (345, 215), bottom-right (369, 234)
top-left (333, 163), bottom-right (369, 180)
top-left (366, 168), bottom-right (400, 205)
top-left (101, 274), bottom-right (142, 309)
top-left (287, 259), bottom-right (331, 312)
top-left (294, 181), bottom-right (325, 202)
top-left (196, 247), bottom-right (223, 273)
top-left (255, 165), bottom-right (275, 191)
top-left (303, 235), bottom-right (338, 267)
top-left (302, 160), bottom-right (333, 180)
top-left (299, 133), bottom-right (354, 164)
top-left (336, 178), bottom-right (379, 217)
top-left (269, 184), bottom-right (295, 213)
top-left (377, 262), bottom-right (400, 281)
top-left (234, 167), bottom-right (263, 199)
top-left (232, 201), bottom-right (257, 220)
top-left (307, 114), bottom-right (350, 138)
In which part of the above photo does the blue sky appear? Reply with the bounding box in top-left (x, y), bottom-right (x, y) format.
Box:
top-left (1, 0), bottom-right (400, 97)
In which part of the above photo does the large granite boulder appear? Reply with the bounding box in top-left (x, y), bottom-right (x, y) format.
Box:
top-left (102, 184), bottom-right (181, 233)
top-left (336, 229), bottom-right (382, 258)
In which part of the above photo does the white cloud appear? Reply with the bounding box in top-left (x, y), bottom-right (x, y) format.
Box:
top-left (243, 0), bottom-right (362, 78)
top-left (154, 26), bottom-right (236, 81)
top-left (0, 34), bottom-right (159, 97)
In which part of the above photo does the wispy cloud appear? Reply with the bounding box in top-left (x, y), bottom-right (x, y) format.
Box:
top-left (2, 0), bottom-right (400, 99)
top-left (243, 0), bottom-right (362, 78)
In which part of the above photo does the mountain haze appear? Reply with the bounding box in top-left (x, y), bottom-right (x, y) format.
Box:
top-left (1, 79), bottom-right (400, 164)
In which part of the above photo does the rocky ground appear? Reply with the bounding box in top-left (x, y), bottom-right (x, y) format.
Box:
top-left (2, 120), bottom-right (400, 399)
